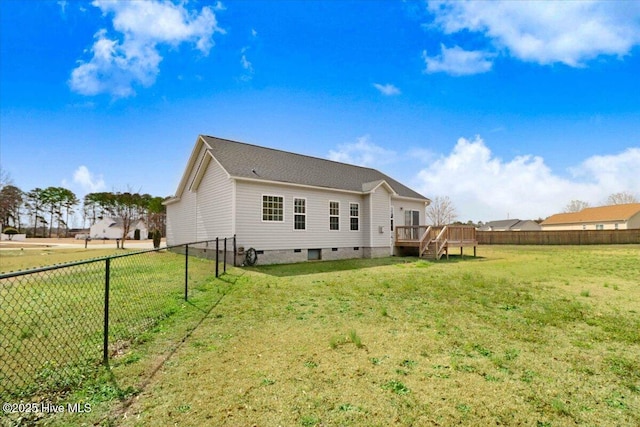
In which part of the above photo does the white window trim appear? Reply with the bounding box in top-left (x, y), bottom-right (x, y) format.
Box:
top-left (349, 202), bottom-right (360, 231)
top-left (293, 197), bottom-right (307, 231)
top-left (261, 194), bottom-right (285, 223)
top-left (329, 200), bottom-right (340, 231)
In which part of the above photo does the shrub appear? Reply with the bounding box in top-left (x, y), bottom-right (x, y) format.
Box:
top-left (3, 227), bottom-right (18, 240)
top-left (151, 230), bottom-right (162, 248)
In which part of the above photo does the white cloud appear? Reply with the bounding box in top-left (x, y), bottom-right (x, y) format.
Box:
top-left (571, 147), bottom-right (640, 192)
top-left (72, 166), bottom-right (106, 193)
top-left (239, 46), bottom-right (254, 81)
top-left (241, 53), bottom-right (252, 71)
top-left (373, 83), bottom-right (401, 96)
top-left (70, 0), bottom-right (224, 97)
top-left (57, 0), bottom-right (67, 14)
top-left (426, 0), bottom-right (640, 67)
top-left (415, 136), bottom-right (640, 222)
top-left (423, 44), bottom-right (494, 75)
top-left (328, 136), bottom-right (397, 168)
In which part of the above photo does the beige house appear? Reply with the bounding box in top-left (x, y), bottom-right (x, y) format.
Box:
top-left (541, 203), bottom-right (640, 231)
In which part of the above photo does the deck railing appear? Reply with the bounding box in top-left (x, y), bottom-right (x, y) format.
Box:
top-left (445, 226), bottom-right (477, 242)
top-left (396, 226), bottom-right (477, 245)
top-left (395, 226), bottom-right (442, 243)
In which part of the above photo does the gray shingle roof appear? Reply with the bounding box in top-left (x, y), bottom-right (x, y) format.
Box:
top-left (201, 135), bottom-right (428, 200)
top-left (480, 219), bottom-right (521, 230)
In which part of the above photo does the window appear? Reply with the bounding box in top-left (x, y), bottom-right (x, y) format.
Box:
top-left (596, 224), bottom-right (604, 230)
top-left (294, 198), bottom-right (306, 230)
top-left (262, 195), bottom-right (284, 222)
top-left (350, 203), bottom-right (359, 231)
top-left (329, 201), bottom-right (340, 230)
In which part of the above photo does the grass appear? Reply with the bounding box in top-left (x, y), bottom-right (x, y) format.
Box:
top-left (0, 249), bottom-right (219, 406)
top-left (0, 248), bottom-right (128, 274)
top-left (3, 245), bottom-right (640, 426)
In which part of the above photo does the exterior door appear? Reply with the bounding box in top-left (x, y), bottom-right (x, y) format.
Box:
top-left (405, 210), bottom-right (420, 239)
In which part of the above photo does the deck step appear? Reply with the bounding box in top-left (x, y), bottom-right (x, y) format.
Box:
top-left (420, 241), bottom-right (437, 260)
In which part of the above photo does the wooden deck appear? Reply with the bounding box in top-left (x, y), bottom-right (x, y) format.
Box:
top-left (395, 225), bottom-right (478, 260)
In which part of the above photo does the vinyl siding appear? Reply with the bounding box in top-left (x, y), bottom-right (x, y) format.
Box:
top-left (166, 147), bottom-right (232, 246)
top-left (394, 199), bottom-right (426, 226)
top-left (234, 180), bottom-right (368, 251)
top-left (542, 221), bottom-right (631, 231)
top-left (194, 157), bottom-right (234, 240)
top-left (370, 186), bottom-right (391, 248)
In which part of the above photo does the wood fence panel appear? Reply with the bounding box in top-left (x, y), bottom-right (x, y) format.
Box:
top-left (477, 230), bottom-right (640, 245)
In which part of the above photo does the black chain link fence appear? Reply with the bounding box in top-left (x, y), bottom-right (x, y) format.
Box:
top-left (0, 238), bottom-right (235, 400)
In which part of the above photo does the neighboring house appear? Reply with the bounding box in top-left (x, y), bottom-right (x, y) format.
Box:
top-left (164, 135), bottom-right (431, 264)
top-left (541, 203), bottom-right (640, 231)
top-left (90, 217), bottom-right (149, 240)
top-left (478, 219), bottom-right (541, 231)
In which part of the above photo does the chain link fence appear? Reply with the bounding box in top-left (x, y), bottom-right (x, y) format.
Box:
top-left (0, 237), bottom-right (235, 400)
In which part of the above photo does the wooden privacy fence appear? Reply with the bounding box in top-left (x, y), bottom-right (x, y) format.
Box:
top-left (477, 229), bottom-right (640, 245)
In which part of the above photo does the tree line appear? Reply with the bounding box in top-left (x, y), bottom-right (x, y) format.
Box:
top-left (0, 174), bottom-right (166, 241)
top-left (563, 192), bottom-right (638, 213)
top-left (426, 192), bottom-right (639, 228)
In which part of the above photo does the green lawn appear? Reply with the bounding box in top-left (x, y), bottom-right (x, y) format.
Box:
top-left (4, 245), bottom-right (640, 426)
top-left (0, 248), bottom-right (128, 274)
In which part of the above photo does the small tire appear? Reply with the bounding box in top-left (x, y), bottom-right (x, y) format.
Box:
top-left (245, 247), bottom-right (258, 266)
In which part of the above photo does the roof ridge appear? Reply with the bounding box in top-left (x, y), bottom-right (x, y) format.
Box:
top-left (201, 134), bottom-right (381, 173)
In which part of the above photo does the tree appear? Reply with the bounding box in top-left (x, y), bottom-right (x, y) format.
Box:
top-left (111, 191), bottom-right (145, 249)
top-left (564, 200), bottom-right (590, 213)
top-left (84, 192), bottom-right (115, 223)
top-left (0, 166), bottom-right (12, 189)
top-left (60, 189), bottom-right (79, 237)
top-left (426, 196), bottom-right (458, 226)
top-left (144, 195), bottom-right (166, 237)
top-left (41, 187), bottom-right (67, 237)
top-left (82, 191), bottom-right (165, 246)
top-left (0, 185), bottom-right (23, 230)
top-left (606, 192), bottom-right (638, 205)
top-left (25, 188), bottom-right (47, 237)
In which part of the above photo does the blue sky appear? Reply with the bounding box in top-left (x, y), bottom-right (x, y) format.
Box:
top-left (1, 0), bottom-right (639, 223)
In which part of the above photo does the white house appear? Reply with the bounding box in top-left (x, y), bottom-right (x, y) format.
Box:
top-left (90, 217), bottom-right (149, 240)
top-left (164, 135), bottom-right (431, 264)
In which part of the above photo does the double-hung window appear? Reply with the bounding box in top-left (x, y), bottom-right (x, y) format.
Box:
top-left (350, 203), bottom-right (359, 231)
top-left (294, 198), bottom-right (306, 230)
top-left (262, 195), bottom-right (284, 222)
top-left (329, 201), bottom-right (340, 230)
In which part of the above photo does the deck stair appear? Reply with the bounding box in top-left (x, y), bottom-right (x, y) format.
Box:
top-left (395, 225), bottom-right (477, 260)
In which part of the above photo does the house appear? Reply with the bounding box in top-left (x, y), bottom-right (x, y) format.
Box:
top-left (90, 217), bottom-right (149, 240)
top-left (478, 219), bottom-right (541, 231)
top-left (541, 203), bottom-right (640, 231)
top-left (164, 135), bottom-right (431, 264)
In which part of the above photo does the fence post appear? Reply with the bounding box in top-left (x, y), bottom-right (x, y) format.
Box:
top-left (233, 234), bottom-right (237, 267)
top-left (224, 237), bottom-right (227, 274)
top-left (103, 258), bottom-right (111, 365)
top-left (185, 244), bottom-right (189, 301)
top-left (215, 238), bottom-right (219, 278)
